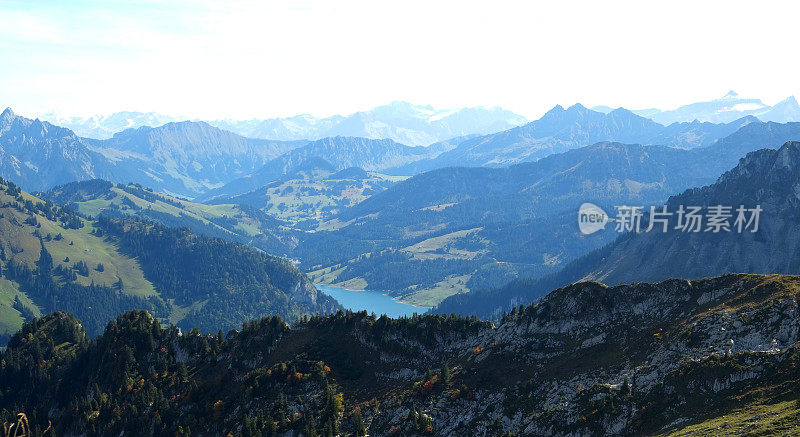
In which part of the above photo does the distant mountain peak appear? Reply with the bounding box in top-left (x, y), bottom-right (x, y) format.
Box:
top-left (772, 95), bottom-right (800, 110)
top-left (625, 92), bottom-right (796, 124)
top-left (383, 100), bottom-right (429, 111)
top-left (1, 107), bottom-right (14, 124)
top-left (774, 141), bottom-right (800, 170)
top-left (608, 107), bottom-right (638, 117)
top-left (539, 105), bottom-right (565, 119)
top-left (736, 114), bottom-right (761, 123)
top-left (567, 103), bottom-right (588, 112)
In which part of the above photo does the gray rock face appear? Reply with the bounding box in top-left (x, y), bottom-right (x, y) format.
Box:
top-left (343, 275), bottom-right (800, 435)
top-left (0, 108), bottom-right (112, 191)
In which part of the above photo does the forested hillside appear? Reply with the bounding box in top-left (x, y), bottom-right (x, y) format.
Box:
top-left (97, 217), bottom-right (339, 332)
top-left (3, 274), bottom-right (800, 435)
top-left (0, 179), bottom-right (338, 343)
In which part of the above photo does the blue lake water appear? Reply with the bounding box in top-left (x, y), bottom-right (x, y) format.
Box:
top-left (316, 284), bottom-right (426, 318)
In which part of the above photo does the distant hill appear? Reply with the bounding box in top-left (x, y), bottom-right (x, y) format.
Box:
top-left (83, 121), bottom-right (306, 198)
top-left (434, 140), bottom-right (800, 318)
top-left (208, 159), bottom-right (405, 226)
top-left (199, 136), bottom-right (438, 201)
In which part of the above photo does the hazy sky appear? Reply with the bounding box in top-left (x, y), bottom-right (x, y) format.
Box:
top-left (1, 0), bottom-right (799, 120)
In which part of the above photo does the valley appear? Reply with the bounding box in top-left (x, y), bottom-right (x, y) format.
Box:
top-left (4, 103), bottom-right (800, 435)
top-left (5, 2), bottom-right (800, 434)
top-left (8, 103), bottom-right (800, 310)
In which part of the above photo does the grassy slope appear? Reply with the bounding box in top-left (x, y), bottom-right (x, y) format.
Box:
top-left (241, 171), bottom-right (404, 225)
top-left (70, 185), bottom-right (264, 238)
top-left (0, 184), bottom-right (158, 335)
top-left (0, 277), bottom-right (37, 337)
top-left (660, 398), bottom-right (800, 436)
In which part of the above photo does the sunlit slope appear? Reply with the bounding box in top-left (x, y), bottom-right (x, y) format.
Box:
top-left (0, 179), bottom-right (156, 337)
top-left (42, 179), bottom-right (296, 256)
top-left (1, 178), bottom-right (339, 341)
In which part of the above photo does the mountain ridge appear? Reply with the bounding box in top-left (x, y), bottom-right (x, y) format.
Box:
top-left (434, 140), bottom-right (800, 318)
top-left (384, 105), bottom-right (760, 174)
top-left (619, 91), bottom-right (800, 124)
top-left (41, 101), bottom-right (529, 145)
top-left (198, 136), bottom-right (438, 202)
top-left (4, 273), bottom-right (800, 435)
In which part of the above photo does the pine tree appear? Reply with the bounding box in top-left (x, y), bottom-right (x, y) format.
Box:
top-left (441, 363), bottom-right (452, 386)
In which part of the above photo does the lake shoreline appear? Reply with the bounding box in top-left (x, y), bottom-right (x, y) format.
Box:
top-left (315, 284), bottom-right (430, 318)
top-left (314, 283), bottom-right (432, 309)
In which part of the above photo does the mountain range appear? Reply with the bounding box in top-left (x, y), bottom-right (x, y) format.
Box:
top-left (205, 104), bottom-right (759, 202)
top-left (299, 120), bottom-right (800, 304)
top-left (0, 108), bottom-right (308, 198)
top-left (0, 108), bottom-right (112, 191)
top-left (41, 101), bottom-right (529, 145)
top-left (434, 140), bottom-right (800, 318)
top-left (594, 90), bottom-right (800, 125)
top-left (0, 102), bottom-right (767, 201)
top-left (383, 104), bottom-right (758, 174)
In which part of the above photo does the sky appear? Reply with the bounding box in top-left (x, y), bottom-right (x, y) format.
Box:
top-left (1, 0), bottom-right (799, 120)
